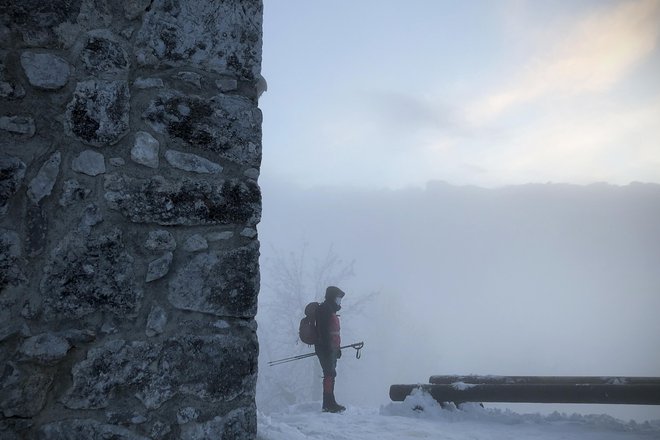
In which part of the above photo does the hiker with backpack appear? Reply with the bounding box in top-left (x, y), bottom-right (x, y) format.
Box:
top-left (314, 286), bottom-right (346, 413)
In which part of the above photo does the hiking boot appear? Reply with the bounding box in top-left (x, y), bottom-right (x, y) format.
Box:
top-left (322, 402), bottom-right (346, 413)
top-left (323, 403), bottom-right (346, 413)
top-left (322, 393), bottom-right (346, 413)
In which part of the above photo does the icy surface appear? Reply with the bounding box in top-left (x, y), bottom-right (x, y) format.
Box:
top-left (257, 390), bottom-right (660, 440)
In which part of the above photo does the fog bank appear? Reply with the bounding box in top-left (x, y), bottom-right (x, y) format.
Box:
top-left (257, 181), bottom-right (660, 421)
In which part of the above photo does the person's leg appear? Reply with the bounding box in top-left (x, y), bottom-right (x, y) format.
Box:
top-left (316, 350), bottom-right (344, 412)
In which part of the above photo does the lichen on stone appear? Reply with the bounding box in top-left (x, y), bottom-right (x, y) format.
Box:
top-left (65, 80), bottom-right (130, 147)
top-left (143, 91), bottom-right (262, 167)
top-left (104, 173), bottom-right (261, 226)
top-left (168, 242), bottom-right (259, 318)
top-left (40, 228), bottom-right (142, 320)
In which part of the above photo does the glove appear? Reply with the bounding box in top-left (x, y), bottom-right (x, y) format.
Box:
top-left (336, 349), bottom-right (342, 359)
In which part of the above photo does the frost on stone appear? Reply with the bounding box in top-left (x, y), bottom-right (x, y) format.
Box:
top-left (131, 131), bottom-right (160, 168)
top-left (27, 151), bottom-right (60, 204)
top-left (165, 149), bottom-right (222, 174)
top-left (104, 173), bottom-right (261, 226)
top-left (72, 149), bottom-right (106, 176)
top-left (134, 0), bottom-right (262, 81)
top-left (40, 228), bottom-right (142, 320)
top-left (168, 242), bottom-right (259, 318)
top-left (0, 154), bottom-right (26, 215)
top-left (20, 52), bottom-right (70, 90)
top-left (143, 91), bottom-right (262, 168)
top-left (65, 80), bottom-right (130, 147)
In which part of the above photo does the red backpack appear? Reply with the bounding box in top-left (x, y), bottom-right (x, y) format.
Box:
top-left (299, 302), bottom-right (320, 345)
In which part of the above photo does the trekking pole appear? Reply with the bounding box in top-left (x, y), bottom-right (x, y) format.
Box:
top-left (268, 341), bottom-right (365, 367)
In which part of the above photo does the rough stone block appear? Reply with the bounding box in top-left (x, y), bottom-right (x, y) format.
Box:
top-left (20, 52), bottom-right (70, 90)
top-left (40, 228), bottom-right (142, 320)
top-left (72, 149), bottom-right (106, 176)
top-left (134, 0), bottom-right (262, 80)
top-left (165, 149), bottom-right (222, 174)
top-left (65, 80), bottom-right (130, 147)
top-left (131, 131), bottom-right (160, 168)
top-left (207, 231), bottom-right (234, 241)
top-left (64, 324), bottom-right (257, 410)
top-left (63, 339), bottom-right (162, 410)
top-left (168, 242), bottom-right (259, 318)
top-left (27, 151), bottom-right (61, 204)
top-left (19, 333), bottom-right (71, 365)
top-left (104, 173), bottom-right (261, 226)
top-left (143, 91), bottom-right (262, 167)
top-left (145, 251), bottom-right (173, 282)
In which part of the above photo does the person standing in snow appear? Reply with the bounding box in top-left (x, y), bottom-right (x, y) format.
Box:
top-left (315, 286), bottom-right (346, 413)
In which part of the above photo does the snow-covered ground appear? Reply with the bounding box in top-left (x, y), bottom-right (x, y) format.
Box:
top-left (257, 389), bottom-right (660, 440)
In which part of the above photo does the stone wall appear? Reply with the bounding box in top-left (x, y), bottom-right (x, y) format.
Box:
top-left (0, 1), bottom-right (263, 438)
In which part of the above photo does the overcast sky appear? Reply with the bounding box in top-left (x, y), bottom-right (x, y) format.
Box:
top-left (261, 0), bottom-right (660, 189)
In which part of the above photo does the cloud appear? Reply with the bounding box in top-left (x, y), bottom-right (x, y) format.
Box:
top-left (467, 0), bottom-right (660, 123)
top-left (475, 95), bottom-right (660, 185)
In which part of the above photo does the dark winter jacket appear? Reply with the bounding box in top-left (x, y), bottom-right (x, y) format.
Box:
top-left (315, 300), bottom-right (341, 350)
